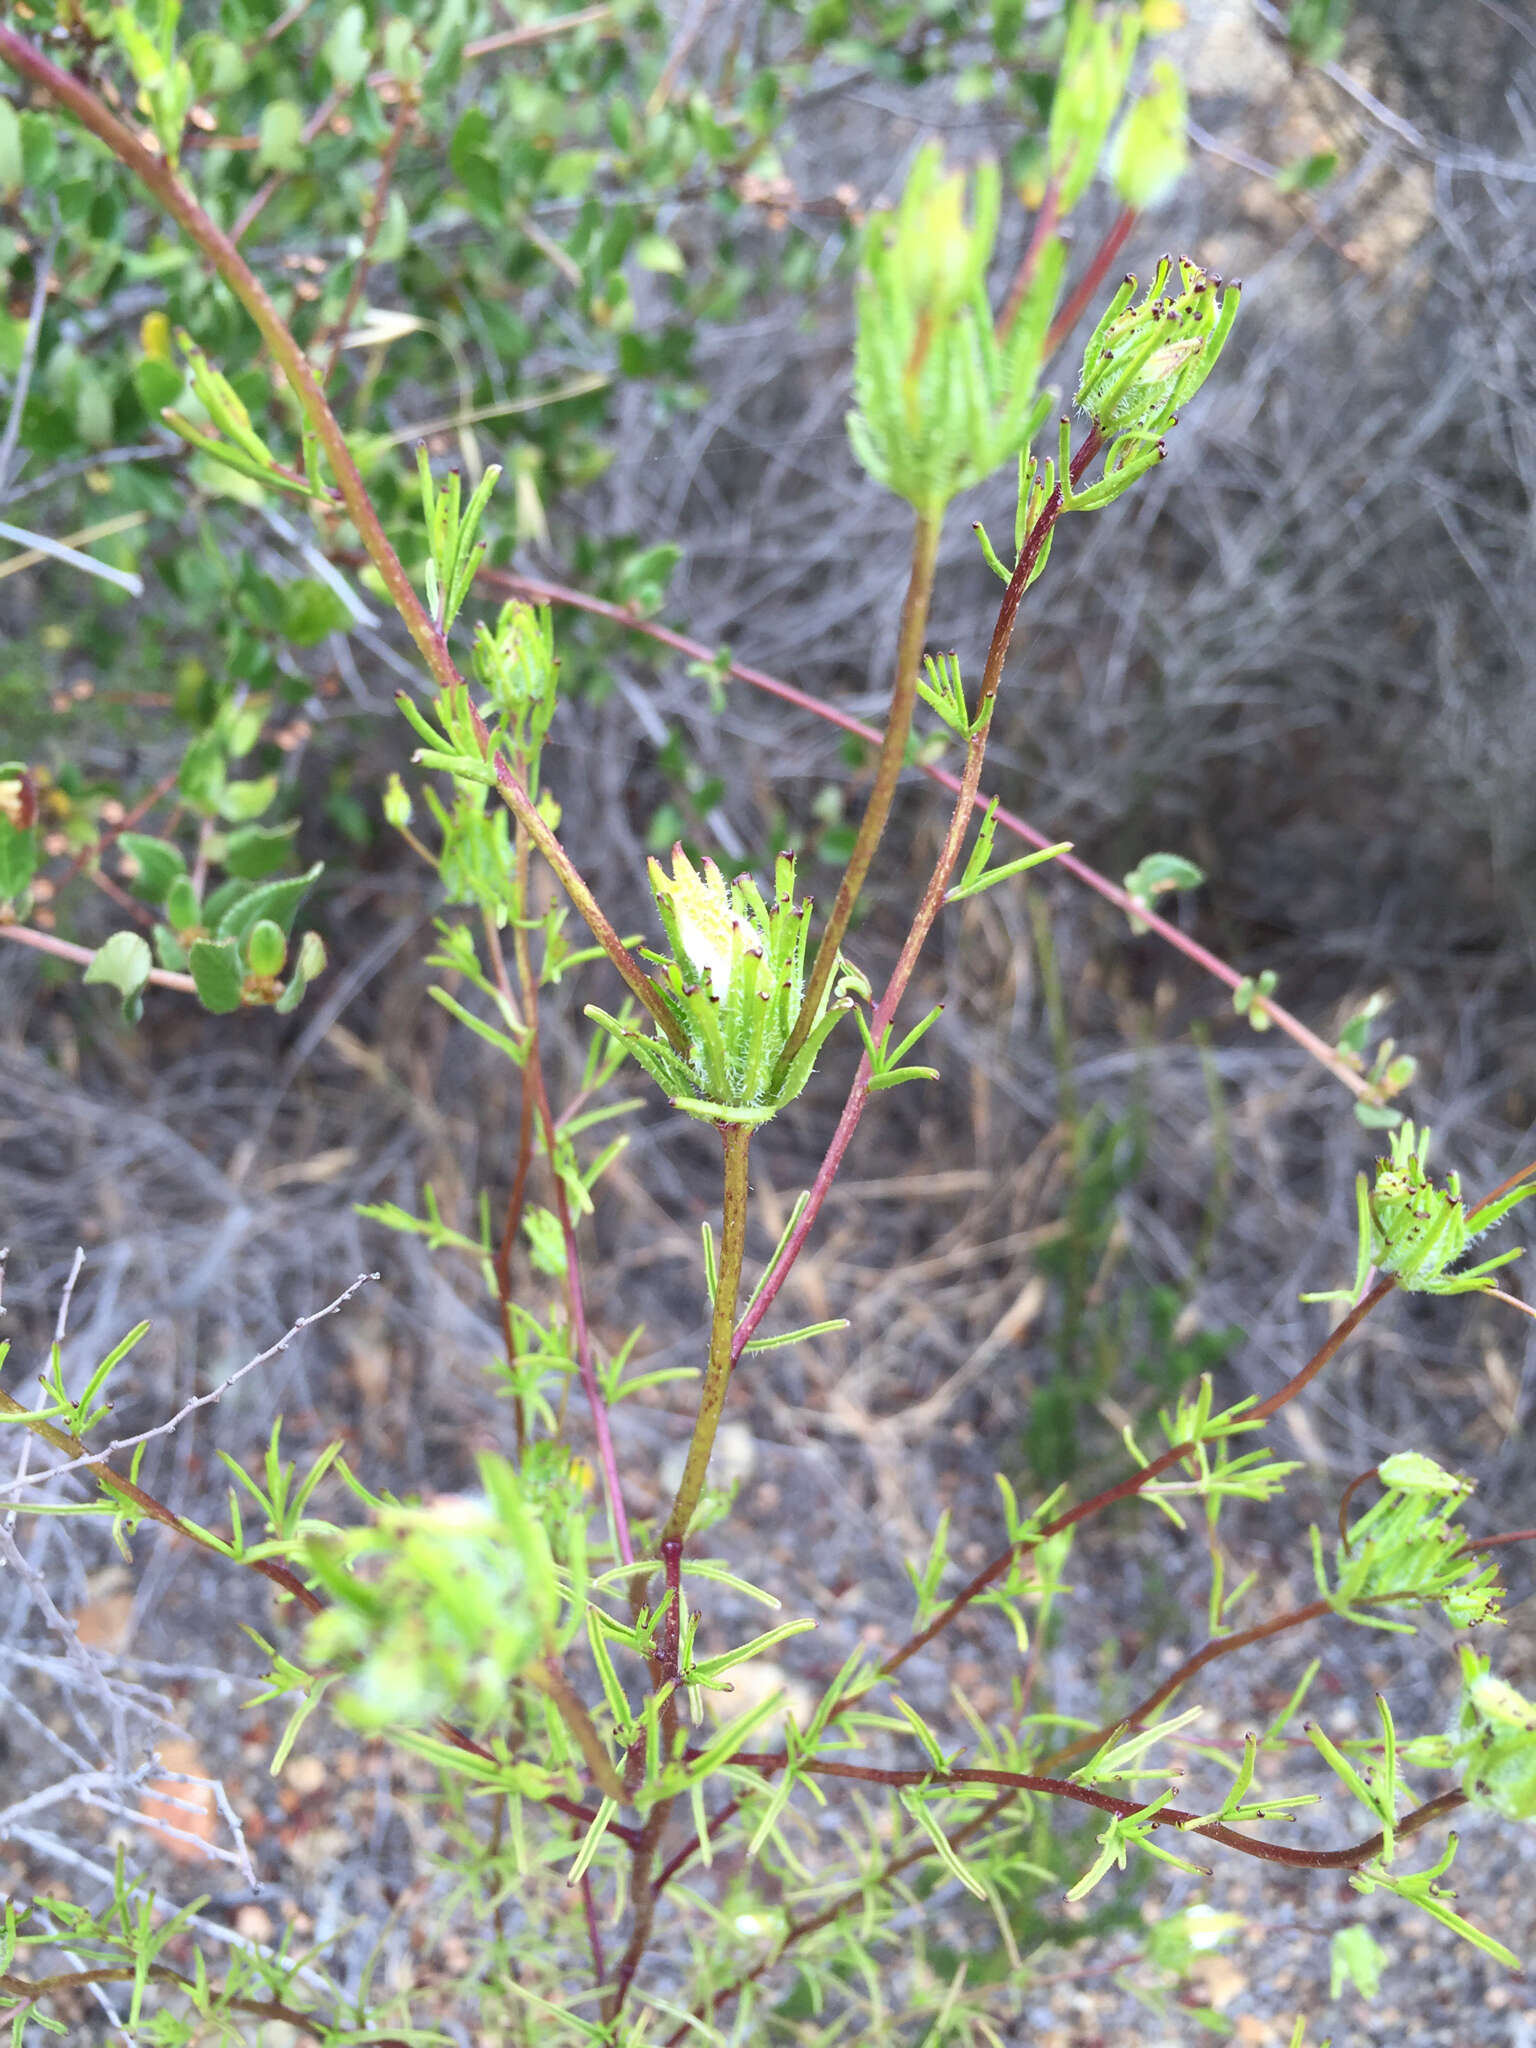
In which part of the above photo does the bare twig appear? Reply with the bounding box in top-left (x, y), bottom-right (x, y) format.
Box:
top-left (0, 513), bottom-right (147, 596)
top-left (0, 1273), bottom-right (377, 1501)
top-left (1252, 0), bottom-right (1536, 182)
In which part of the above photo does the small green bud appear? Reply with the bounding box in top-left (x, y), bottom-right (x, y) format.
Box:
top-left (1108, 58), bottom-right (1188, 210)
top-left (382, 771), bottom-right (414, 830)
top-left (245, 917), bottom-right (287, 978)
top-left (847, 144), bottom-right (1062, 520)
top-left (472, 599), bottom-right (557, 715)
top-left (1451, 1650), bottom-right (1536, 1823)
top-left (293, 929), bottom-right (326, 982)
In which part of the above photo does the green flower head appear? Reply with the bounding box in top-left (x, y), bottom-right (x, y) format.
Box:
top-left (586, 846), bottom-right (868, 1127)
top-left (1074, 255), bottom-right (1240, 450)
top-left (1451, 1650), bottom-right (1536, 1823)
top-left (847, 143), bottom-right (1063, 522)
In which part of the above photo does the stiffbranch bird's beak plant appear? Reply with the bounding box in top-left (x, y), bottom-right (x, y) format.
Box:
top-left (7, 9), bottom-right (1536, 2042)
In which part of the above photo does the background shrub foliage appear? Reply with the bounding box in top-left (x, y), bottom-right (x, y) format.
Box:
top-left (2, 1), bottom-right (1536, 2041)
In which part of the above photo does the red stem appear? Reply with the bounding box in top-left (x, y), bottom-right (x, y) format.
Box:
top-left (725, 1754), bottom-right (1464, 1871)
top-left (729, 428), bottom-right (1100, 1360)
top-left (503, 835), bottom-right (635, 1566)
top-left (998, 179), bottom-right (1060, 341)
top-left (1043, 204), bottom-right (1138, 359)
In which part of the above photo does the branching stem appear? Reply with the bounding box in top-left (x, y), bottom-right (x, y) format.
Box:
top-left (776, 511), bottom-right (940, 1082)
top-left (660, 1123), bottom-right (754, 1546)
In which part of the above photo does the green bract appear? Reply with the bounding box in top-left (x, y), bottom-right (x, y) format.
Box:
top-left (1070, 256), bottom-right (1241, 501)
top-left (1303, 1122), bottom-right (1536, 1310)
top-left (586, 845), bottom-right (868, 1126)
top-left (847, 143), bottom-right (1063, 522)
top-left (1451, 1650), bottom-right (1536, 1822)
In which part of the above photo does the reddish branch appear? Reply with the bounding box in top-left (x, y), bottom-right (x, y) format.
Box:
top-left (659, 1775), bottom-right (1467, 2046)
top-left (1044, 204), bottom-right (1138, 357)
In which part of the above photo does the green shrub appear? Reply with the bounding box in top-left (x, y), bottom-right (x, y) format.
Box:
top-left (2, 6), bottom-right (1531, 2042)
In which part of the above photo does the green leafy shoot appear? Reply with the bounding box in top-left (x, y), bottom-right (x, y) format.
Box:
top-left (945, 798), bottom-right (1070, 906)
top-left (1174, 1732), bottom-right (1315, 1833)
top-left (35, 1319), bottom-right (150, 1438)
top-left (418, 445), bottom-right (502, 633)
top-left (1303, 1124), bottom-right (1536, 1315)
top-left (1314, 1451), bottom-right (1501, 1633)
top-left (1066, 1790), bottom-right (1207, 1902)
top-left (854, 1000), bottom-right (944, 1093)
top-left (163, 331), bottom-right (331, 501)
top-left (1335, 993), bottom-right (1417, 1129)
top-left (915, 650), bottom-right (974, 738)
top-left (1073, 1704), bottom-right (1204, 1788)
top-left (974, 449), bottom-right (1059, 591)
top-left (1351, 1837), bottom-right (1519, 1970)
top-left (1232, 966), bottom-right (1280, 1031)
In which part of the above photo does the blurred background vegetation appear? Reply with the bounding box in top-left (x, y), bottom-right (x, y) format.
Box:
top-left (3, 0), bottom-right (1536, 2035)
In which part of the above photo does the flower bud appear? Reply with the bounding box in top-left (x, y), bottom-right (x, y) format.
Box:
top-left (886, 146), bottom-right (992, 330)
top-left (847, 146), bottom-right (1062, 520)
top-left (1108, 58), bottom-right (1188, 211)
top-left (1048, 4), bottom-right (1142, 216)
top-left (472, 599), bottom-right (557, 716)
top-left (245, 917), bottom-right (287, 979)
top-left (381, 771), bottom-right (413, 830)
top-left (1452, 1649), bottom-right (1536, 1823)
top-left (1075, 256), bottom-right (1239, 445)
